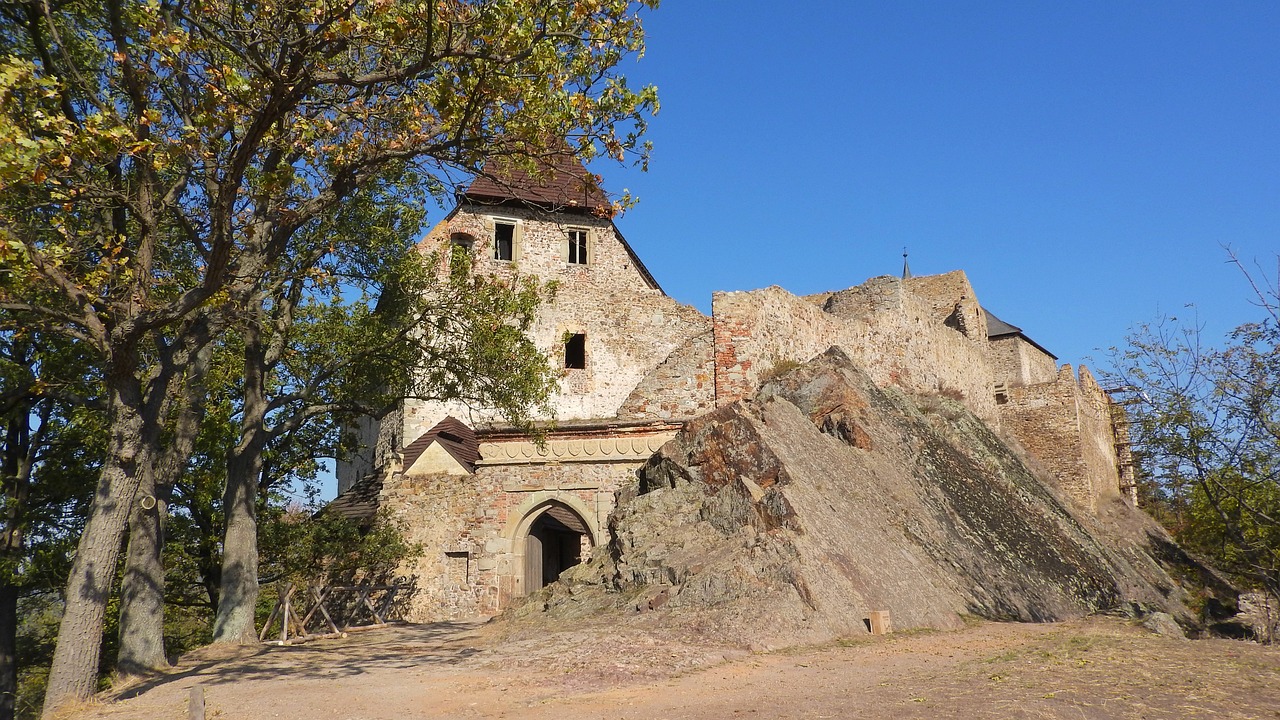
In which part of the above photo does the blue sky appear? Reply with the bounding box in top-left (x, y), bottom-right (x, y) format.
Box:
top-left (597, 0), bottom-right (1280, 368)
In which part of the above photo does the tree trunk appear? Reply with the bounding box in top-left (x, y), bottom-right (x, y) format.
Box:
top-left (117, 335), bottom-right (212, 675)
top-left (212, 328), bottom-right (268, 645)
top-left (116, 465), bottom-right (167, 676)
top-left (210, 447), bottom-right (263, 644)
top-left (0, 584), bottom-right (16, 720)
top-left (1, 407), bottom-right (29, 720)
top-left (41, 384), bottom-right (147, 718)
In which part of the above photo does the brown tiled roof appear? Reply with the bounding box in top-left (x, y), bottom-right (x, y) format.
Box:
top-left (463, 153), bottom-right (611, 212)
top-left (402, 416), bottom-right (479, 473)
top-left (324, 417), bottom-right (479, 524)
top-left (325, 474), bottom-right (383, 525)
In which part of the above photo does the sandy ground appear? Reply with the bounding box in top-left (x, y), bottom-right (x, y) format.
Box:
top-left (74, 616), bottom-right (1280, 720)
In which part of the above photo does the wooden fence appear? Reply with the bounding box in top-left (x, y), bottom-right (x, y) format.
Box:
top-left (258, 582), bottom-right (407, 645)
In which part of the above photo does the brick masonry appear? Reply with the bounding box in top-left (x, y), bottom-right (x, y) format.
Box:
top-left (997, 364), bottom-right (1123, 511)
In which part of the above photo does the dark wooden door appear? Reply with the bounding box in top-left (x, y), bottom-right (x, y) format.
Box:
top-left (523, 532), bottom-right (543, 596)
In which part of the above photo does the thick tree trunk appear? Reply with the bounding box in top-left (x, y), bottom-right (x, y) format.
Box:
top-left (41, 385), bottom-right (147, 719)
top-left (116, 465), bottom-right (167, 676)
top-left (0, 584), bottom-right (16, 720)
top-left (117, 336), bottom-right (212, 675)
top-left (212, 329), bottom-right (268, 645)
top-left (210, 448), bottom-right (263, 644)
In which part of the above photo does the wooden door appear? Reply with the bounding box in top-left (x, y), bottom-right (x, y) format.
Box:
top-left (523, 532), bottom-right (543, 596)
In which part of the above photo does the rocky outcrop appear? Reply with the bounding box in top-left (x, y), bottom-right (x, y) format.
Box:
top-left (515, 348), bottom-right (1236, 647)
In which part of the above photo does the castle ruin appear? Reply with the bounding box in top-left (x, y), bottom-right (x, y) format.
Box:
top-left (332, 156), bottom-right (1136, 622)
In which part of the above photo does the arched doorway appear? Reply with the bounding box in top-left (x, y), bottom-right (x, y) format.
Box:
top-left (522, 503), bottom-right (592, 592)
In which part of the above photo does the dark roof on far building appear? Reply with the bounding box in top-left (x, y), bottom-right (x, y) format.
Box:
top-left (984, 308), bottom-right (1057, 360)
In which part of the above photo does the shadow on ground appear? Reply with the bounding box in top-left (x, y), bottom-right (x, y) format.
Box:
top-left (113, 620), bottom-right (488, 700)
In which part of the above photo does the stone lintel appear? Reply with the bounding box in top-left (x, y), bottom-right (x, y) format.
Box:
top-left (477, 431), bottom-right (676, 466)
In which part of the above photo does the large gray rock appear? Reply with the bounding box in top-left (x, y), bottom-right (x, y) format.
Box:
top-left (523, 348), bottom-right (1234, 647)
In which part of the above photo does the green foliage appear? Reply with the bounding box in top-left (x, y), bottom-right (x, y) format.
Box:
top-left (1108, 254), bottom-right (1280, 598)
top-left (14, 595), bottom-right (59, 720)
top-left (264, 511), bottom-right (420, 589)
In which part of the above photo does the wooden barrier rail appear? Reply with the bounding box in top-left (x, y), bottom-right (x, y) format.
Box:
top-left (258, 582), bottom-right (406, 645)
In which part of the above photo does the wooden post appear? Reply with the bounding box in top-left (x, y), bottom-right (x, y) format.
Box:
top-left (280, 585), bottom-right (293, 644)
top-left (188, 684), bottom-right (205, 720)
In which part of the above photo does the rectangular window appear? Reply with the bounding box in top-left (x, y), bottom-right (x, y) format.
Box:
top-left (494, 221), bottom-right (514, 261)
top-left (564, 333), bottom-right (586, 369)
top-left (566, 229), bottom-right (588, 265)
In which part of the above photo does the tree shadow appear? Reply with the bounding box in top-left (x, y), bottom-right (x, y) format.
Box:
top-left (112, 620), bottom-right (489, 700)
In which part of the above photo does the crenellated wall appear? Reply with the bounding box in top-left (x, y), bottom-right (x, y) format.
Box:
top-left (997, 364), bottom-right (1121, 511)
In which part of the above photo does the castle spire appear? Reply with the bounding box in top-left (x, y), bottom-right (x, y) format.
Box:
top-left (902, 248), bottom-right (912, 279)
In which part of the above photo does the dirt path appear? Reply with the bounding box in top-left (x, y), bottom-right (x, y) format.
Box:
top-left (79, 616), bottom-right (1280, 720)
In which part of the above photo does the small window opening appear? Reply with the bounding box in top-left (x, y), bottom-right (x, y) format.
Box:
top-left (449, 233), bottom-right (475, 274)
top-left (567, 229), bottom-right (588, 265)
top-left (450, 232), bottom-right (475, 251)
top-left (564, 333), bottom-right (586, 369)
top-left (494, 221), bottom-right (514, 261)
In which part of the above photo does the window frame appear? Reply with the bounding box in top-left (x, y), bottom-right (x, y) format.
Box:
top-left (565, 228), bottom-right (589, 265)
top-left (492, 218), bottom-right (518, 262)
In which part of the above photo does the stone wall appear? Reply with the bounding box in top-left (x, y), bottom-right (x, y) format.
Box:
top-left (711, 276), bottom-right (999, 425)
top-left (384, 426), bottom-right (677, 621)
top-left (1076, 366), bottom-right (1122, 505)
top-left (988, 335), bottom-right (1059, 388)
top-left (336, 406), bottom-right (403, 495)
top-left (398, 204), bottom-right (708, 444)
top-left (903, 271), bottom-right (989, 341)
top-left (617, 330), bottom-right (715, 420)
top-left (999, 364), bottom-right (1121, 511)
top-left (712, 286), bottom-right (842, 406)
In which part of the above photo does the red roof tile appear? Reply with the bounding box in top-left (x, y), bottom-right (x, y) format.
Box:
top-left (464, 153), bottom-right (611, 212)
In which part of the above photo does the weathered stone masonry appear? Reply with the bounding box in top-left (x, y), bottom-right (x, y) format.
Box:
top-left (332, 157), bottom-right (1136, 622)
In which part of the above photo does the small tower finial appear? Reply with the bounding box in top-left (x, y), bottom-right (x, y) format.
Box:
top-left (902, 247), bottom-right (912, 279)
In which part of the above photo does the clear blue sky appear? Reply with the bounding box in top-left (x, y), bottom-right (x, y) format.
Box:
top-left (599, 0), bottom-right (1280, 368)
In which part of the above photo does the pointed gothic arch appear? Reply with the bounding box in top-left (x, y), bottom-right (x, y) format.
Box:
top-left (504, 496), bottom-right (599, 597)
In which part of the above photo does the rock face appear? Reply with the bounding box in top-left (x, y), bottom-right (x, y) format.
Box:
top-left (522, 349), bottom-right (1233, 647)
